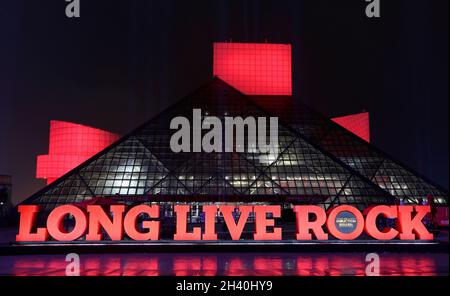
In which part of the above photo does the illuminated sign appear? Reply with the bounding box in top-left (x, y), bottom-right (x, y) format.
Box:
top-left (15, 204), bottom-right (433, 242)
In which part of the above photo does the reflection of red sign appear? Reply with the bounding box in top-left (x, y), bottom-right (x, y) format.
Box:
top-left (15, 204), bottom-right (433, 242)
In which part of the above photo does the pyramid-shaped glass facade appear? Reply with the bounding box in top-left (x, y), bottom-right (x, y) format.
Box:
top-left (21, 78), bottom-right (448, 215)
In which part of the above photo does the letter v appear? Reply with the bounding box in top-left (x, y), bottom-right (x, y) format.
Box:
top-left (220, 205), bottom-right (252, 240)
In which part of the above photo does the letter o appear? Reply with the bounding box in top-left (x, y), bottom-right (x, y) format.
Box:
top-left (47, 205), bottom-right (87, 241)
top-left (326, 205), bottom-right (364, 240)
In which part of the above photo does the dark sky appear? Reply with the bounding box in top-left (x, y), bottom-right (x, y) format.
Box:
top-left (1, 0), bottom-right (448, 205)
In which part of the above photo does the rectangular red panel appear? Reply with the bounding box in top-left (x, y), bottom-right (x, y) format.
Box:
top-left (213, 43), bottom-right (292, 96)
top-left (49, 120), bottom-right (119, 155)
top-left (36, 154), bottom-right (87, 183)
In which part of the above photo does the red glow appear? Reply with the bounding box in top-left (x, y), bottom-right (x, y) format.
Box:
top-left (213, 42), bottom-right (292, 95)
top-left (102, 258), bottom-right (122, 276)
top-left (10, 253), bottom-right (441, 276)
top-left (226, 258), bottom-right (247, 276)
top-left (122, 258), bottom-right (159, 276)
top-left (332, 112), bottom-right (370, 142)
top-left (173, 256), bottom-right (217, 276)
top-left (253, 257), bottom-right (283, 276)
top-left (36, 120), bottom-right (119, 184)
top-left (294, 205), bottom-right (328, 240)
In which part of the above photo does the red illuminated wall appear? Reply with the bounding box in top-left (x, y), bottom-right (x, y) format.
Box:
top-left (36, 121), bottom-right (120, 184)
top-left (331, 112), bottom-right (370, 143)
top-left (213, 43), bottom-right (369, 142)
top-left (213, 42), bottom-right (292, 95)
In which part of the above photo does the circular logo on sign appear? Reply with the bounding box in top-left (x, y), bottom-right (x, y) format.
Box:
top-left (335, 211), bottom-right (358, 234)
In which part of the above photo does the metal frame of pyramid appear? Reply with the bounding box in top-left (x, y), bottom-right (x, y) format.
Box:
top-left (20, 78), bottom-right (448, 216)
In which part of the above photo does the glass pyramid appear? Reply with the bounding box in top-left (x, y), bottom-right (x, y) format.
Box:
top-left (21, 78), bottom-right (448, 215)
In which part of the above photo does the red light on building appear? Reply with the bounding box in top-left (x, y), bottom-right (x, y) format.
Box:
top-left (213, 42), bottom-right (292, 96)
top-left (332, 112), bottom-right (370, 143)
top-left (36, 121), bottom-right (119, 184)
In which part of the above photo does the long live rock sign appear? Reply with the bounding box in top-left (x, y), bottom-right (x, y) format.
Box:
top-left (16, 204), bottom-right (433, 242)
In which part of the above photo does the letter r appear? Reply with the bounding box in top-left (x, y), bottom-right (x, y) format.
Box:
top-left (294, 206), bottom-right (328, 240)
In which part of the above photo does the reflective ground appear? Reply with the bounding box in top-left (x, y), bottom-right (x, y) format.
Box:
top-left (0, 252), bottom-right (448, 276)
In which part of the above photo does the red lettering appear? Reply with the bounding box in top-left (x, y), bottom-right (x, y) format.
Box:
top-left (47, 205), bottom-right (87, 241)
top-left (16, 205), bottom-right (48, 242)
top-left (173, 205), bottom-right (201, 240)
top-left (202, 205), bottom-right (218, 240)
top-left (85, 205), bottom-right (125, 241)
top-left (293, 205), bottom-right (328, 240)
top-left (123, 205), bottom-right (160, 241)
top-left (15, 203), bottom-right (437, 242)
top-left (326, 205), bottom-right (364, 240)
top-left (397, 206), bottom-right (433, 240)
top-left (253, 205), bottom-right (282, 240)
top-left (220, 205), bottom-right (252, 240)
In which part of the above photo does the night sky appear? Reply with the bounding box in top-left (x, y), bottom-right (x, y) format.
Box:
top-left (0, 0), bottom-right (448, 205)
